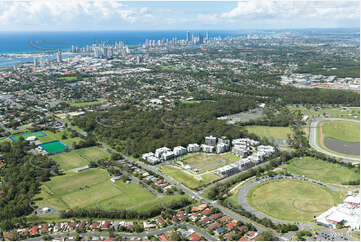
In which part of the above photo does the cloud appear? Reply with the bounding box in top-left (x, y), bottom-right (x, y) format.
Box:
top-left (0, 0), bottom-right (138, 26)
top-left (220, 0), bottom-right (360, 20)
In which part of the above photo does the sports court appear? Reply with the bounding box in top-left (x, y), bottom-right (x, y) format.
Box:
top-left (39, 140), bottom-right (69, 154)
top-left (9, 131), bottom-right (47, 142)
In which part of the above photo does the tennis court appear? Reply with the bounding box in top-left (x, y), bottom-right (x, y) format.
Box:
top-left (10, 131), bottom-right (47, 142)
top-left (39, 140), bottom-right (69, 154)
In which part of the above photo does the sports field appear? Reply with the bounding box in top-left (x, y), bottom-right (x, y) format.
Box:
top-left (39, 141), bottom-right (69, 154)
top-left (285, 157), bottom-right (360, 184)
top-left (320, 120), bottom-right (360, 143)
top-left (35, 168), bottom-right (156, 210)
top-left (247, 179), bottom-right (335, 222)
top-left (9, 131), bottom-right (47, 142)
top-left (159, 166), bottom-right (220, 189)
top-left (245, 126), bottom-right (292, 139)
top-left (51, 146), bottom-right (110, 171)
top-left (180, 152), bottom-right (239, 171)
top-left (316, 120), bottom-right (360, 158)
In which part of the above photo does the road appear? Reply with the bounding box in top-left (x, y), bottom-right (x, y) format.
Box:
top-left (26, 223), bottom-right (217, 241)
top-left (309, 118), bottom-right (360, 162)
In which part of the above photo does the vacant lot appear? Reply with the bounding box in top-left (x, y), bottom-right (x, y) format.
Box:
top-left (159, 166), bottom-right (219, 189)
top-left (286, 157), bottom-right (360, 184)
top-left (245, 126), bottom-right (292, 139)
top-left (247, 179), bottom-right (335, 222)
top-left (35, 168), bottom-right (155, 210)
top-left (180, 152), bottom-right (239, 171)
top-left (52, 146), bottom-right (110, 171)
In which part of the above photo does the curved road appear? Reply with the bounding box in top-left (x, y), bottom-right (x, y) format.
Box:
top-left (309, 118), bottom-right (360, 162)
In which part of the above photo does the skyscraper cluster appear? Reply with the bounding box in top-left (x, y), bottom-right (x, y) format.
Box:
top-left (144, 31), bottom-right (210, 49)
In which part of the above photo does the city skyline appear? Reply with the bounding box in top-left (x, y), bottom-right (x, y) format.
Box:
top-left (0, 0), bottom-right (359, 31)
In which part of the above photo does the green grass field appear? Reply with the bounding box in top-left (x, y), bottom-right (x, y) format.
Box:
top-left (247, 179), bottom-right (336, 222)
top-left (69, 99), bottom-right (103, 107)
top-left (61, 76), bottom-right (78, 80)
top-left (320, 120), bottom-right (360, 143)
top-left (38, 130), bottom-right (83, 148)
top-left (180, 152), bottom-right (239, 171)
top-left (51, 146), bottom-right (110, 171)
top-left (316, 121), bottom-right (360, 159)
top-left (159, 166), bottom-right (220, 189)
top-left (245, 126), bottom-right (292, 139)
top-left (285, 157), bottom-right (360, 184)
top-left (35, 168), bottom-right (155, 210)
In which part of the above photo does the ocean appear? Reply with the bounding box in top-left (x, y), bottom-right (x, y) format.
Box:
top-left (0, 30), bottom-right (241, 68)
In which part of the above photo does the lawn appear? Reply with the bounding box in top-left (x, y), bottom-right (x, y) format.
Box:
top-left (287, 105), bottom-right (360, 121)
top-left (159, 166), bottom-right (219, 189)
top-left (69, 99), bottom-right (103, 107)
top-left (51, 146), bottom-right (110, 171)
top-left (38, 130), bottom-right (83, 148)
top-left (35, 168), bottom-right (155, 211)
top-left (245, 126), bottom-right (292, 139)
top-left (179, 152), bottom-right (240, 171)
top-left (96, 182), bottom-right (157, 210)
top-left (247, 179), bottom-right (336, 222)
top-left (61, 76), bottom-right (78, 80)
top-left (285, 157), bottom-right (360, 185)
top-left (320, 120), bottom-right (360, 143)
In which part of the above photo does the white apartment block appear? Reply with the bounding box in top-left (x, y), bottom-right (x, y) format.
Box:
top-left (201, 144), bottom-right (215, 153)
top-left (232, 145), bottom-right (249, 157)
top-left (161, 151), bottom-right (175, 160)
top-left (142, 152), bottom-right (155, 160)
top-left (205, 135), bottom-right (217, 146)
top-left (218, 136), bottom-right (230, 145)
top-left (216, 143), bottom-right (230, 154)
top-left (187, 143), bottom-right (200, 153)
top-left (155, 147), bottom-right (171, 158)
top-left (173, 146), bottom-right (187, 156)
top-left (216, 164), bottom-right (239, 177)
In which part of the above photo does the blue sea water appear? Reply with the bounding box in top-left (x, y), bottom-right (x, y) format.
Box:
top-left (0, 30), bottom-right (240, 68)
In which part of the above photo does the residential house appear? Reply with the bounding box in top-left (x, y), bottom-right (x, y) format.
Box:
top-left (190, 233), bottom-right (201, 241)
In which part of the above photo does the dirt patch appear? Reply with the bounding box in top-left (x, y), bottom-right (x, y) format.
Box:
top-left (325, 138), bottom-right (360, 156)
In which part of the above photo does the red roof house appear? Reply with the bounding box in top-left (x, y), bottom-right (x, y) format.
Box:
top-left (208, 222), bottom-right (220, 230)
top-left (202, 208), bottom-right (212, 215)
top-left (191, 233), bottom-right (201, 241)
top-left (101, 221), bottom-right (111, 230)
top-left (159, 234), bottom-right (169, 241)
top-left (30, 226), bottom-right (39, 236)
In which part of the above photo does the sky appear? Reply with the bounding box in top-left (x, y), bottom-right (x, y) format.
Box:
top-left (0, 0), bottom-right (359, 31)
